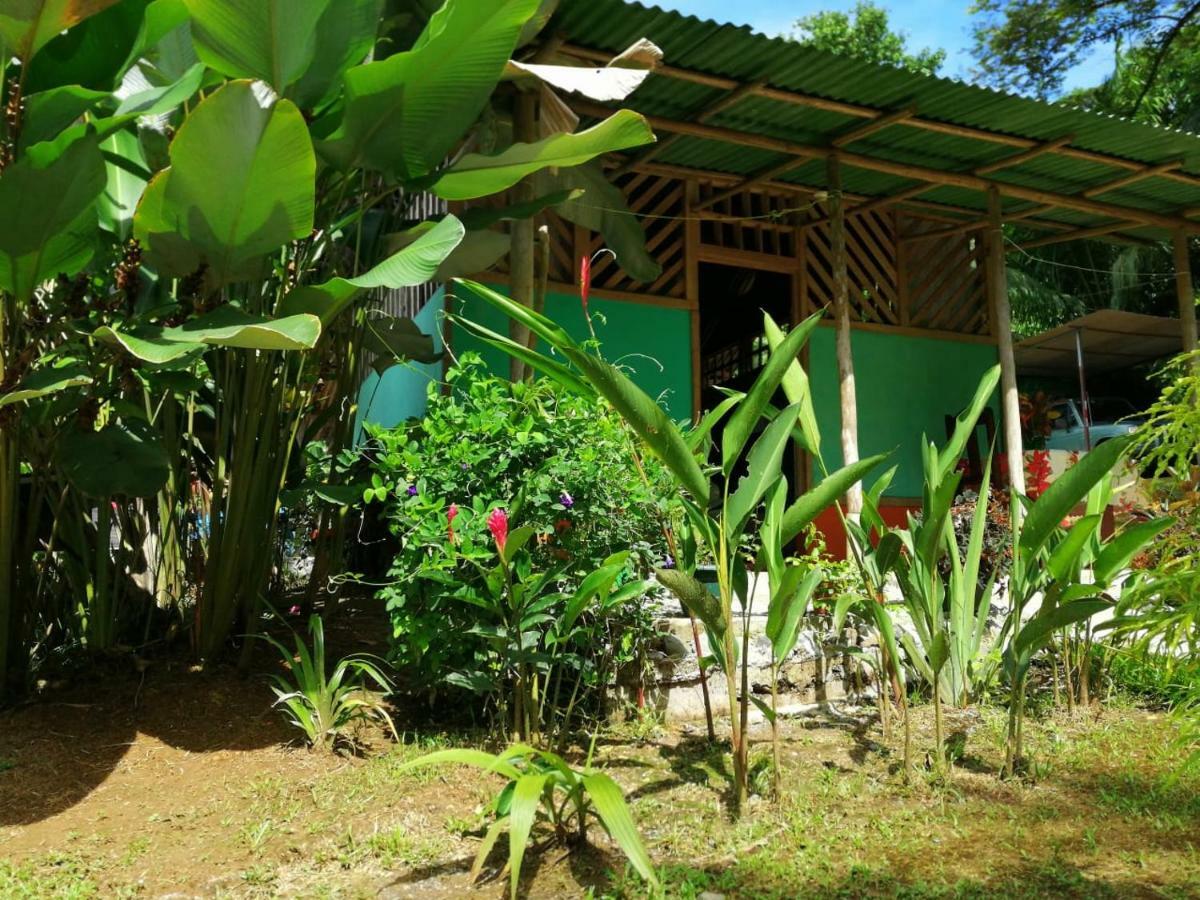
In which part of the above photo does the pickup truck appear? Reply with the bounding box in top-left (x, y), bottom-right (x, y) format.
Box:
top-left (1045, 397), bottom-right (1144, 452)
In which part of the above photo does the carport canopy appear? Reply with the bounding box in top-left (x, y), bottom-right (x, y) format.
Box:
top-left (1015, 310), bottom-right (1184, 377)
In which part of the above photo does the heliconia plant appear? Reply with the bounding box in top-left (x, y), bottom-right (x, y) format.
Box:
top-left (450, 279), bottom-right (887, 815)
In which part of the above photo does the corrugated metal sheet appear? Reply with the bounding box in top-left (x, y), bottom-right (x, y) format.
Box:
top-left (550, 0), bottom-right (1200, 238)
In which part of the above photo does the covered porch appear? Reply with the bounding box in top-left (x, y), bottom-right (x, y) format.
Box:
top-left (450, 0), bottom-right (1200, 553)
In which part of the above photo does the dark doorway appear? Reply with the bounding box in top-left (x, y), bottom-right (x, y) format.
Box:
top-left (696, 262), bottom-right (805, 499)
top-left (697, 263), bottom-right (794, 411)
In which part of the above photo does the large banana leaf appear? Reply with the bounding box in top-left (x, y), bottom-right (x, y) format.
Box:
top-left (1018, 435), bottom-right (1134, 560)
top-left (0, 362), bottom-right (92, 408)
top-left (318, 0), bottom-right (542, 180)
top-left (20, 85), bottom-right (109, 150)
top-left (97, 128), bottom-right (149, 239)
top-left (0, 0), bottom-right (122, 61)
top-left (290, 0), bottom-right (381, 109)
top-left (0, 132), bottom-right (106, 302)
top-left (279, 215), bottom-right (465, 324)
top-left (134, 80), bottom-right (315, 287)
top-left (184, 0), bottom-right (330, 91)
top-left (162, 307), bottom-right (321, 350)
top-left (431, 110), bottom-right (655, 201)
top-left (504, 59), bottom-right (652, 101)
top-left (56, 419), bottom-right (171, 498)
top-left (722, 311), bottom-right (821, 474)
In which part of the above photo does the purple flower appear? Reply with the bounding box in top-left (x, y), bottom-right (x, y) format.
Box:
top-left (407, 484), bottom-right (418, 497)
top-left (661, 555), bottom-right (676, 570)
top-left (460, 462), bottom-right (470, 470)
top-left (559, 491), bottom-right (574, 509)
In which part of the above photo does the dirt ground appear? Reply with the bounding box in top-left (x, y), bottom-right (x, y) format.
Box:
top-left (2, 612), bottom-right (1199, 898)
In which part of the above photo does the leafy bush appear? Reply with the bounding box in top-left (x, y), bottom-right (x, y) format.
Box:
top-left (262, 615), bottom-right (397, 751)
top-left (401, 742), bottom-right (659, 899)
top-left (360, 355), bottom-right (674, 724)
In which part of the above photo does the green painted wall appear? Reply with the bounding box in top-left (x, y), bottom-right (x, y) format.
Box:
top-left (808, 327), bottom-right (999, 497)
top-left (453, 283), bottom-right (695, 420)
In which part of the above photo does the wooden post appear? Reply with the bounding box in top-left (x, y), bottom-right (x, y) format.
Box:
top-left (1173, 229), bottom-right (1198, 355)
top-left (509, 91), bottom-right (537, 381)
top-left (685, 180), bottom-right (702, 418)
top-left (987, 187), bottom-right (1026, 507)
top-left (828, 155), bottom-right (862, 518)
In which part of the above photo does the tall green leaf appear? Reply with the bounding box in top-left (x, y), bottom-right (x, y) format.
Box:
top-left (722, 311), bottom-right (821, 474)
top-left (780, 454), bottom-right (889, 544)
top-left (184, 0), bottom-right (330, 91)
top-left (1019, 436), bottom-right (1134, 560)
top-left (582, 772), bottom-right (660, 890)
top-left (317, 0), bottom-right (542, 180)
top-left (763, 311), bottom-right (821, 455)
top-left (431, 110), bottom-right (655, 201)
top-left (290, 0), bottom-right (381, 109)
top-left (162, 307), bottom-right (321, 350)
top-left (450, 316), bottom-right (595, 398)
top-left (134, 81), bottom-right (315, 287)
top-left (1092, 516), bottom-right (1173, 585)
top-left (936, 365), bottom-right (999, 482)
top-left (507, 773), bottom-right (548, 900)
top-left (56, 420), bottom-right (171, 498)
top-left (0, 132), bottom-right (106, 301)
top-left (727, 402), bottom-right (801, 536)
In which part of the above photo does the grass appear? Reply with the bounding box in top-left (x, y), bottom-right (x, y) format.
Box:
top-left (3, 678), bottom-right (1199, 898)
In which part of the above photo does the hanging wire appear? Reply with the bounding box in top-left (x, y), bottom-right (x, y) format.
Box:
top-left (1004, 235), bottom-right (1175, 280)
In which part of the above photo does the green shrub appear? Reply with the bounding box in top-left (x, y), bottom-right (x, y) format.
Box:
top-left (360, 355), bottom-right (675, 725)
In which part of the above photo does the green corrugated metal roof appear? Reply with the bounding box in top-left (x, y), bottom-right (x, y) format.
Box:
top-left (549, 0), bottom-right (1200, 240)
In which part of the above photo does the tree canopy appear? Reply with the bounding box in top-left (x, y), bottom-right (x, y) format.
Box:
top-left (970, 0), bottom-right (1200, 106)
top-left (792, 2), bottom-right (946, 76)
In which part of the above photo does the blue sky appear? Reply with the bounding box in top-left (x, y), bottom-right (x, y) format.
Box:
top-left (653, 0), bottom-right (1115, 94)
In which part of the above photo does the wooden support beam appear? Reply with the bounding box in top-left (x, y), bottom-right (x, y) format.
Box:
top-left (828, 155), bottom-right (862, 518)
top-left (1174, 229), bottom-right (1198, 354)
top-left (560, 43), bottom-right (1200, 193)
top-left (1083, 159), bottom-right (1183, 198)
top-left (1019, 221), bottom-right (1143, 250)
top-left (899, 218), bottom-right (987, 244)
top-left (987, 187), bottom-right (1025, 509)
top-left (973, 135), bottom-right (1075, 175)
top-left (831, 104), bottom-right (917, 147)
top-left (693, 155), bottom-right (812, 211)
top-left (571, 100), bottom-right (1200, 234)
top-left (617, 79), bottom-right (764, 175)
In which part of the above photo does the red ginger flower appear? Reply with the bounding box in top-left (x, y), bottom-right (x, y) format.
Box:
top-left (487, 507), bottom-right (509, 554)
top-left (447, 503), bottom-right (459, 542)
top-left (580, 255), bottom-right (591, 314)
top-left (1026, 449), bottom-right (1053, 500)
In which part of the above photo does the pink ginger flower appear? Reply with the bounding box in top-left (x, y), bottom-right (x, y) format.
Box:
top-left (447, 503), bottom-right (459, 542)
top-left (487, 507), bottom-right (509, 554)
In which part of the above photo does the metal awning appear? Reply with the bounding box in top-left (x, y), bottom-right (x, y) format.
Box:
top-left (1015, 310), bottom-right (1183, 376)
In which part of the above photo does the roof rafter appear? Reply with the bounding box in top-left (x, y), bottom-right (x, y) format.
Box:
top-left (559, 42), bottom-right (1200, 193)
top-left (830, 104), bottom-right (918, 147)
top-left (572, 98), bottom-right (1200, 234)
top-left (1082, 159), bottom-right (1183, 198)
top-left (1019, 221), bottom-right (1149, 250)
top-left (973, 135), bottom-right (1075, 175)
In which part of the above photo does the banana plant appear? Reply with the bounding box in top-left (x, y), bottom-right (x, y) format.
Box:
top-left (0, 0), bottom-right (661, 687)
top-left (451, 280), bottom-right (886, 814)
top-left (1000, 435), bottom-right (1172, 776)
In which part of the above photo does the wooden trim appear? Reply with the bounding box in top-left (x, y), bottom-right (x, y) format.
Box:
top-left (1083, 159), bottom-right (1183, 198)
top-left (831, 104), bottom-right (917, 147)
top-left (812, 316), bottom-right (999, 345)
top-left (479, 271), bottom-right (697, 310)
top-left (973, 135), bottom-right (1075, 175)
top-left (693, 156), bottom-right (813, 211)
top-left (1019, 221), bottom-right (1143, 250)
top-left (560, 43), bottom-right (1200, 193)
top-left (572, 99), bottom-right (1200, 234)
top-left (899, 218), bottom-right (987, 244)
top-left (695, 243), bottom-right (803, 273)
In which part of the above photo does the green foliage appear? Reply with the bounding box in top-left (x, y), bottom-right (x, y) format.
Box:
top-left (792, 1), bottom-right (946, 75)
top-left (0, 0), bottom-right (656, 688)
top-left (400, 742), bottom-right (659, 899)
top-left (262, 614), bottom-right (398, 751)
top-left (363, 356), bottom-right (671, 732)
